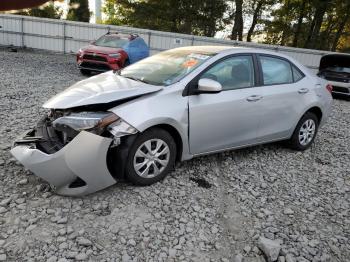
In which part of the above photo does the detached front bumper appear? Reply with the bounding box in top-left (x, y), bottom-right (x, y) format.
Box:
top-left (11, 130), bottom-right (117, 196)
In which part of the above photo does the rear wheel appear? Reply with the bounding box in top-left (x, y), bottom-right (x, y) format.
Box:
top-left (125, 128), bottom-right (176, 185)
top-left (289, 112), bottom-right (319, 151)
top-left (80, 69), bottom-right (91, 76)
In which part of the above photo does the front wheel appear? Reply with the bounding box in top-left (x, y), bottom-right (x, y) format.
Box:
top-left (123, 58), bottom-right (130, 67)
top-left (289, 112), bottom-right (319, 151)
top-left (125, 128), bottom-right (176, 186)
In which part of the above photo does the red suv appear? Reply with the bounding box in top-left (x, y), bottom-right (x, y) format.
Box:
top-left (76, 32), bottom-right (149, 75)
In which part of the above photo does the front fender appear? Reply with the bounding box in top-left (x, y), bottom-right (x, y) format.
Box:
top-left (109, 88), bottom-right (192, 160)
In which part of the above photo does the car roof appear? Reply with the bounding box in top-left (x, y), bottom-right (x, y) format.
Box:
top-left (171, 45), bottom-right (291, 57)
top-left (104, 32), bottom-right (135, 39)
top-left (171, 45), bottom-right (311, 76)
top-left (172, 45), bottom-right (247, 54)
top-left (173, 45), bottom-right (303, 62)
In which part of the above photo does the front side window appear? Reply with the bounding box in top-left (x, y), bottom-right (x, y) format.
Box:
top-left (200, 55), bottom-right (255, 90)
top-left (120, 49), bottom-right (214, 86)
top-left (260, 56), bottom-right (293, 85)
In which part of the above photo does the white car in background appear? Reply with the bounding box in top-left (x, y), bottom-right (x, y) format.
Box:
top-left (318, 53), bottom-right (350, 98)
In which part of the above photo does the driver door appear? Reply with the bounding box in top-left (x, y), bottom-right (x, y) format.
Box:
top-left (188, 55), bottom-right (263, 155)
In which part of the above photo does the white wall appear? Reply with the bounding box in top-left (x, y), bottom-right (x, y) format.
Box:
top-left (0, 14), bottom-right (335, 71)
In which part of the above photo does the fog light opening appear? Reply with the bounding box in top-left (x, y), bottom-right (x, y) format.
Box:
top-left (69, 177), bottom-right (87, 188)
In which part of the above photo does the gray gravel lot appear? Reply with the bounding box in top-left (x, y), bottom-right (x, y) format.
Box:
top-left (0, 48), bottom-right (349, 262)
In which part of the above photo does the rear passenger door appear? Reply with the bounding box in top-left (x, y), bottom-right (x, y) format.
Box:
top-left (256, 55), bottom-right (310, 142)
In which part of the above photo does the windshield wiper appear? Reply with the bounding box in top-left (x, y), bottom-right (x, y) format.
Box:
top-left (123, 76), bottom-right (152, 84)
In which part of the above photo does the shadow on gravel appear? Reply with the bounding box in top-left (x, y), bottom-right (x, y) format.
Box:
top-left (94, 206), bottom-right (111, 216)
top-left (189, 177), bottom-right (212, 188)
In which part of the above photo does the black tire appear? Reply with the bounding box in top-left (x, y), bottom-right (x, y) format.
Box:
top-left (80, 69), bottom-right (91, 76)
top-left (289, 112), bottom-right (319, 151)
top-left (124, 58), bottom-right (130, 67)
top-left (125, 128), bottom-right (176, 186)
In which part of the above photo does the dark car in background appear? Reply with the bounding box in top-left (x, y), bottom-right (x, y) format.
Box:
top-left (318, 54), bottom-right (350, 99)
top-left (77, 32), bottom-right (149, 75)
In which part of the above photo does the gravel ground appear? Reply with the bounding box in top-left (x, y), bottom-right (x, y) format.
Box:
top-left (0, 48), bottom-right (349, 262)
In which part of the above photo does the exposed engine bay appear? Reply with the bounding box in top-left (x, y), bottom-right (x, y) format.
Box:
top-left (11, 105), bottom-right (139, 196)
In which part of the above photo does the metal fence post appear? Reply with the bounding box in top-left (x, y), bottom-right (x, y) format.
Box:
top-left (63, 22), bottom-right (66, 54)
top-left (21, 17), bottom-right (24, 47)
top-left (148, 31), bottom-right (151, 48)
top-left (191, 36), bottom-right (194, 45)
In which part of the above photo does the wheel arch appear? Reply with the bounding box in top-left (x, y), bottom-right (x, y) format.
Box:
top-left (288, 106), bottom-right (321, 150)
top-left (143, 124), bottom-right (184, 162)
top-left (289, 105), bottom-right (323, 139)
top-left (304, 106), bottom-right (323, 123)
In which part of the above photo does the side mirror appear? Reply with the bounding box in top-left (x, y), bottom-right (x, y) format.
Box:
top-left (197, 78), bottom-right (222, 93)
top-left (90, 40), bottom-right (96, 45)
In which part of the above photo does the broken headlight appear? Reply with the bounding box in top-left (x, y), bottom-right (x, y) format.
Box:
top-left (107, 118), bottom-right (138, 146)
top-left (52, 112), bottom-right (119, 132)
top-left (107, 118), bottom-right (138, 137)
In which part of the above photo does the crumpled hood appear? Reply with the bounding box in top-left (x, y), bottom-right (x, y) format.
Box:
top-left (43, 71), bottom-right (163, 109)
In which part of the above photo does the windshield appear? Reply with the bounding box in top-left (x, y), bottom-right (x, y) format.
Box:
top-left (94, 35), bottom-right (129, 48)
top-left (325, 66), bottom-right (350, 74)
top-left (120, 49), bottom-right (215, 86)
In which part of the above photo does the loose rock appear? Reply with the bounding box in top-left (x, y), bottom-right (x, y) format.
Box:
top-left (258, 237), bottom-right (281, 262)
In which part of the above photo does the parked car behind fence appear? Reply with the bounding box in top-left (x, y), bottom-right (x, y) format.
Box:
top-left (76, 32), bottom-right (149, 75)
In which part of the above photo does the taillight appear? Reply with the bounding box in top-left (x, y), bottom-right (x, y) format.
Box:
top-left (326, 84), bottom-right (333, 93)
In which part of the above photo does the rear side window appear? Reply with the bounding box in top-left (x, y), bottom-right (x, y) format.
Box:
top-left (260, 56), bottom-right (293, 85)
top-left (292, 65), bottom-right (304, 82)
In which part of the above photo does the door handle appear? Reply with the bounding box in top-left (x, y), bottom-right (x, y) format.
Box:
top-left (298, 88), bottom-right (309, 94)
top-left (246, 95), bottom-right (263, 102)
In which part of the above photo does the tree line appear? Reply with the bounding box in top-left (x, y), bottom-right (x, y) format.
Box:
top-left (15, 0), bottom-right (350, 52)
top-left (16, 0), bottom-right (90, 23)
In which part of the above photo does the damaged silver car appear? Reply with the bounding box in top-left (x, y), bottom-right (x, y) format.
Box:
top-left (11, 46), bottom-right (333, 196)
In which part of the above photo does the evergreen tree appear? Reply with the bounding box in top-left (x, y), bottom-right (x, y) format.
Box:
top-left (101, 0), bottom-right (350, 51)
top-left (102, 0), bottom-right (227, 37)
top-left (16, 2), bottom-right (62, 19)
top-left (67, 0), bottom-right (90, 22)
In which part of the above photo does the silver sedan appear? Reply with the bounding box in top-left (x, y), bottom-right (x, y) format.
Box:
top-left (11, 46), bottom-right (333, 196)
